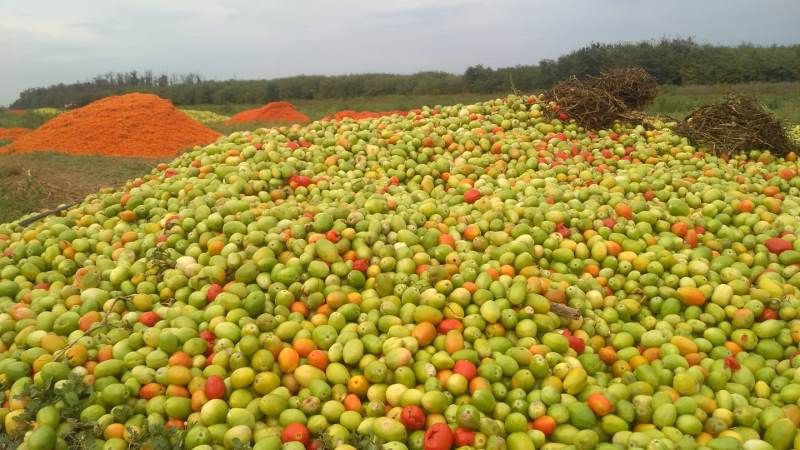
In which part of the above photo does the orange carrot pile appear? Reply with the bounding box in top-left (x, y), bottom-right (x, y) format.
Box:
top-left (226, 102), bottom-right (310, 124)
top-left (3, 93), bottom-right (220, 158)
top-left (0, 128), bottom-right (32, 142)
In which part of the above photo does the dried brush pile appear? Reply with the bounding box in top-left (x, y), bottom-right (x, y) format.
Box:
top-left (544, 67), bottom-right (659, 130)
top-left (677, 94), bottom-right (795, 157)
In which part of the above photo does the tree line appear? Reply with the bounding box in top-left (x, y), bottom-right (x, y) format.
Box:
top-left (11, 38), bottom-right (800, 108)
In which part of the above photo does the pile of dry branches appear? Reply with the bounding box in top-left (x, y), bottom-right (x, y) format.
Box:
top-left (676, 94), bottom-right (794, 157)
top-left (544, 67), bottom-right (658, 130)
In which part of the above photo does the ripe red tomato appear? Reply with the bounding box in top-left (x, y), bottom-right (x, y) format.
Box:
top-left (724, 356), bottom-right (741, 371)
top-left (555, 223), bottom-right (570, 238)
top-left (567, 335), bottom-right (585, 354)
top-left (587, 392), bottom-right (613, 416)
top-left (204, 375), bottom-right (226, 400)
top-left (139, 311), bottom-right (159, 327)
top-left (207, 284), bottom-right (222, 302)
top-left (438, 319), bottom-right (463, 334)
top-left (452, 360), bottom-right (477, 381)
top-left (352, 259), bottom-right (369, 273)
top-left (463, 188), bottom-right (481, 204)
top-left (531, 415), bottom-right (556, 436)
top-left (759, 308), bottom-right (778, 321)
top-left (400, 405), bottom-right (426, 431)
top-left (281, 423), bottom-right (310, 445)
top-left (424, 423), bottom-right (453, 450)
top-left (765, 238), bottom-right (792, 254)
top-left (453, 427), bottom-right (476, 446)
top-left (200, 330), bottom-right (215, 342)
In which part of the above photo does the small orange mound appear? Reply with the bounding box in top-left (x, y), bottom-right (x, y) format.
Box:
top-left (0, 128), bottom-right (32, 142)
top-left (324, 110), bottom-right (405, 121)
top-left (2, 93), bottom-right (220, 158)
top-left (226, 101), bottom-right (310, 124)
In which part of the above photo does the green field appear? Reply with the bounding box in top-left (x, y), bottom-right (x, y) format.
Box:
top-left (1, 82), bottom-right (798, 224)
top-left (646, 82), bottom-right (800, 123)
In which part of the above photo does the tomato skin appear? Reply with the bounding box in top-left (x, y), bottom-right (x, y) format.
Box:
top-left (453, 427), bottom-right (476, 446)
top-left (281, 423), bottom-right (310, 445)
top-left (204, 375), bottom-right (226, 400)
top-left (424, 423), bottom-right (453, 450)
top-left (401, 405), bottom-right (426, 431)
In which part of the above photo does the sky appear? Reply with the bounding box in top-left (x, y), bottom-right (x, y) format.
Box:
top-left (1, 0), bottom-right (799, 106)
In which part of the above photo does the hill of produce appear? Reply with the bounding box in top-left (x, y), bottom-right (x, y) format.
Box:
top-left (0, 127), bottom-right (31, 142)
top-left (226, 102), bottom-right (310, 124)
top-left (2, 93), bottom-right (221, 158)
top-left (1, 95), bottom-right (800, 450)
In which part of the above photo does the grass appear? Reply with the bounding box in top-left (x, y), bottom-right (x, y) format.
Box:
top-left (0, 152), bottom-right (161, 224)
top-left (1, 82), bottom-right (798, 224)
top-left (645, 82), bottom-right (800, 124)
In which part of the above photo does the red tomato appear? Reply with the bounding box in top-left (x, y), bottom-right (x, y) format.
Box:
top-left (587, 392), bottom-right (613, 416)
top-left (139, 311), bottom-right (159, 327)
top-left (724, 356), bottom-right (741, 372)
top-left (204, 375), bottom-right (226, 400)
top-left (765, 238), bottom-right (792, 254)
top-left (438, 319), bottom-right (463, 334)
top-left (352, 259), bottom-right (369, 273)
top-left (292, 175), bottom-right (311, 187)
top-left (281, 423), bottom-right (310, 445)
top-left (452, 360), bottom-right (477, 381)
top-left (759, 308), bottom-right (778, 321)
top-left (453, 427), bottom-right (476, 446)
top-left (463, 188), bottom-right (481, 204)
top-left (531, 415), bottom-right (556, 436)
top-left (567, 335), bottom-right (585, 354)
top-left (555, 223), bottom-right (570, 238)
top-left (207, 284), bottom-right (222, 302)
top-left (424, 423), bottom-right (453, 450)
top-left (400, 405), bottom-right (426, 431)
top-left (325, 230), bottom-right (340, 242)
top-left (200, 330), bottom-right (215, 342)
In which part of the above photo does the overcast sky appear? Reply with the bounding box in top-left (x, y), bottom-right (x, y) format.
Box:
top-left (1, 0), bottom-right (799, 106)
